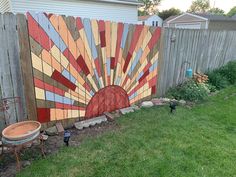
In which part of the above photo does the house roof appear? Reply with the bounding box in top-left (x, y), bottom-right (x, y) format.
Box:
top-left (93, 0), bottom-right (142, 6)
top-left (138, 15), bottom-right (162, 21)
top-left (196, 13), bottom-right (236, 21)
top-left (138, 15), bottom-right (150, 21)
top-left (164, 13), bottom-right (236, 23)
top-left (163, 15), bottom-right (178, 23)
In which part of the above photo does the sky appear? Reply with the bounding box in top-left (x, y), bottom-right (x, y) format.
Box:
top-left (158, 0), bottom-right (236, 13)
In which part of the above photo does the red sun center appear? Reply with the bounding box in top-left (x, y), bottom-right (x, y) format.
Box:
top-left (85, 86), bottom-right (130, 118)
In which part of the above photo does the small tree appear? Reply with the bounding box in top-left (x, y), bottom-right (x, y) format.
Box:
top-left (188, 0), bottom-right (210, 13)
top-left (138, 0), bottom-right (162, 15)
top-left (227, 6), bottom-right (236, 17)
top-left (158, 8), bottom-right (182, 20)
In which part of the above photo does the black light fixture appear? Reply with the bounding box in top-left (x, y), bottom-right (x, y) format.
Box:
top-left (64, 130), bottom-right (71, 146)
top-left (169, 101), bottom-right (177, 113)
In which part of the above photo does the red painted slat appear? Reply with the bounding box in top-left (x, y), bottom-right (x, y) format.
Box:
top-left (123, 52), bottom-right (132, 73)
top-left (77, 55), bottom-right (90, 76)
top-left (27, 13), bottom-right (52, 51)
top-left (94, 58), bottom-right (101, 76)
top-left (63, 48), bottom-right (81, 72)
top-left (34, 78), bottom-right (65, 96)
top-left (55, 103), bottom-right (85, 110)
top-left (76, 17), bottom-right (84, 30)
top-left (148, 28), bottom-right (161, 50)
top-left (51, 70), bottom-right (76, 91)
top-left (37, 108), bottom-right (50, 123)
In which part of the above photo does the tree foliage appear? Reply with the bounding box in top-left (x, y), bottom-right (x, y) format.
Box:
top-left (138, 0), bottom-right (161, 15)
top-left (188, 0), bottom-right (210, 13)
top-left (158, 8), bottom-right (182, 20)
top-left (208, 8), bottom-right (225, 15)
top-left (227, 6), bottom-right (236, 17)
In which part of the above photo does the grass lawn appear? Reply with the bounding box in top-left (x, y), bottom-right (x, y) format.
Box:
top-left (18, 86), bottom-right (236, 177)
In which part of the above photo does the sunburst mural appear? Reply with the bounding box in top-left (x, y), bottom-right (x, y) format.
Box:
top-left (27, 12), bottom-right (161, 123)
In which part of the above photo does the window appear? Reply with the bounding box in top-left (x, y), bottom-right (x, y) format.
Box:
top-left (156, 21), bottom-right (158, 27)
top-left (152, 21), bottom-right (155, 26)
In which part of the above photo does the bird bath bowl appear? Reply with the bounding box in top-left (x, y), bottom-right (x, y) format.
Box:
top-left (2, 121), bottom-right (41, 141)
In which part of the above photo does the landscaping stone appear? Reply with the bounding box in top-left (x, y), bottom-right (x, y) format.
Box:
top-left (22, 161), bottom-right (31, 168)
top-left (151, 98), bottom-right (166, 106)
top-left (161, 98), bottom-right (171, 103)
top-left (56, 122), bottom-right (64, 134)
top-left (141, 101), bottom-right (154, 108)
top-left (24, 143), bottom-right (32, 148)
top-left (131, 105), bottom-right (140, 110)
top-left (41, 134), bottom-right (48, 141)
top-left (74, 115), bottom-right (107, 130)
top-left (104, 112), bottom-right (114, 122)
top-left (179, 100), bottom-right (187, 105)
top-left (120, 107), bottom-right (134, 115)
top-left (45, 126), bottom-right (58, 136)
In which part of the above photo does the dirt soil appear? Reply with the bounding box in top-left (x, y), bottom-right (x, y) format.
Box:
top-left (0, 121), bottom-right (119, 177)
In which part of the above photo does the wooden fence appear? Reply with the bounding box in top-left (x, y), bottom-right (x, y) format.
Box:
top-left (0, 12), bottom-right (160, 130)
top-left (0, 13), bottom-right (29, 131)
top-left (157, 28), bottom-right (236, 96)
top-left (0, 13), bottom-right (236, 131)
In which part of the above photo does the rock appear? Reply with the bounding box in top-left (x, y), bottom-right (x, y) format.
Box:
top-left (104, 112), bottom-right (114, 121)
top-left (179, 100), bottom-right (186, 105)
top-left (24, 143), bottom-right (32, 148)
top-left (131, 105), bottom-right (140, 110)
top-left (151, 99), bottom-right (166, 106)
top-left (22, 161), bottom-right (31, 168)
top-left (161, 98), bottom-right (171, 103)
top-left (41, 134), bottom-right (49, 141)
top-left (141, 101), bottom-right (154, 108)
top-left (56, 122), bottom-right (64, 134)
top-left (74, 115), bottom-right (107, 130)
top-left (45, 126), bottom-right (58, 136)
top-left (119, 107), bottom-right (134, 115)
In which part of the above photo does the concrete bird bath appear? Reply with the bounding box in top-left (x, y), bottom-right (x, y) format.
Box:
top-left (1, 121), bottom-right (45, 170)
top-left (2, 121), bottom-right (41, 141)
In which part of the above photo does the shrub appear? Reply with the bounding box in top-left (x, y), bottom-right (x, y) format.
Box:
top-left (207, 71), bottom-right (230, 90)
top-left (205, 83), bottom-right (217, 93)
top-left (206, 61), bottom-right (236, 89)
top-left (219, 61), bottom-right (236, 84)
top-left (166, 80), bottom-right (209, 102)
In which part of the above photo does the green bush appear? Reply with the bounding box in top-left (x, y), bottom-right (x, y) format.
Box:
top-left (207, 71), bottom-right (230, 90)
top-left (206, 61), bottom-right (236, 89)
top-left (219, 61), bottom-right (236, 84)
top-left (166, 80), bottom-right (209, 102)
top-left (205, 83), bottom-right (217, 93)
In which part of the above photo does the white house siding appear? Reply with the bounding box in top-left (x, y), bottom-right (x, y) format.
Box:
top-left (10, 0), bottom-right (138, 24)
top-left (140, 15), bottom-right (163, 27)
top-left (0, 0), bottom-right (11, 13)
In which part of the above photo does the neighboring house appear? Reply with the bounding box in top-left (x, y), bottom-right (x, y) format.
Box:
top-left (163, 13), bottom-right (236, 30)
top-left (0, 0), bottom-right (142, 24)
top-left (138, 15), bottom-right (163, 27)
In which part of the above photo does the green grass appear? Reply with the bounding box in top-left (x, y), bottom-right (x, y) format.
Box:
top-left (18, 86), bottom-right (236, 177)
